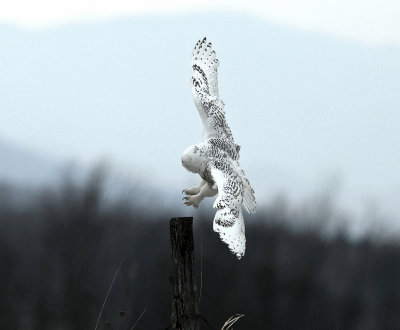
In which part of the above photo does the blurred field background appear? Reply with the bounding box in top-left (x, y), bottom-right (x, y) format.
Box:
top-left (1, 166), bottom-right (400, 329)
top-left (1, 1), bottom-right (400, 329)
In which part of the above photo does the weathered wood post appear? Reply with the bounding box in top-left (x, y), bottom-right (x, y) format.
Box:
top-left (170, 217), bottom-right (199, 330)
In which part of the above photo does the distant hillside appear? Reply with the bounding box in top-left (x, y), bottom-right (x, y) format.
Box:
top-left (0, 138), bottom-right (59, 184)
top-left (0, 13), bottom-right (399, 215)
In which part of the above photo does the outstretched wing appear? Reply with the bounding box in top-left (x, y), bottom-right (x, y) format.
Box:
top-left (192, 38), bottom-right (234, 142)
top-left (210, 160), bottom-right (247, 259)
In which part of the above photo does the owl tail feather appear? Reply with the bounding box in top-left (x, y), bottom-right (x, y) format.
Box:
top-left (213, 207), bottom-right (246, 259)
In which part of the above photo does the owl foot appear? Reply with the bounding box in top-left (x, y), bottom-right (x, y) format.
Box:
top-left (182, 180), bottom-right (214, 208)
top-left (182, 186), bottom-right (201, 195)
top-left (183, 194), bottom-right (202, 209)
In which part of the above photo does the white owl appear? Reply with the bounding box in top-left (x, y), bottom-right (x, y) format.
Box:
top-left (181, 38), bottom-right (256, 259)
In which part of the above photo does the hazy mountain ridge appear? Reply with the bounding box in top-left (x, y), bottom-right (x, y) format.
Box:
top-left (0, 13), bottom-right (399, 215)
top-left (0, 137), bottom-right (61, 184)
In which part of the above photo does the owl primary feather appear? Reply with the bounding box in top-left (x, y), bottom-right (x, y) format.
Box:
top-left (181, 38), bottom-right (256, 259)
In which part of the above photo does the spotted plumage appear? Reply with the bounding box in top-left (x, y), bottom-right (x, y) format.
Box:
top-left (181, 38), bottom-right (256, 259)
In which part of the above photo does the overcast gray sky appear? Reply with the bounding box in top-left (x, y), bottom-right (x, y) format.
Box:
top-left (0, 3), bottom-right (399, 232)
top-left (1, 0), bottom-right (400, 44)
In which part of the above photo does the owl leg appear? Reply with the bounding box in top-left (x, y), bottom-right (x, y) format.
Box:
top-left (182, 179), bottom-right (207, 195)
top-left (183, 182), bottom-right (217, 208)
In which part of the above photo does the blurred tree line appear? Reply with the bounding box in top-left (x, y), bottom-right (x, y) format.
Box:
top-left (1, 168), bottom-right (400, 330)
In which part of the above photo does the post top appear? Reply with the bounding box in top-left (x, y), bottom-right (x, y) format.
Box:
top-left (170, 217), bottom-right (194, 222)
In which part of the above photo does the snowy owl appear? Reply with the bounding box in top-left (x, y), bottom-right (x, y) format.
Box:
top-left (181, 37), bottom-right (256, 259)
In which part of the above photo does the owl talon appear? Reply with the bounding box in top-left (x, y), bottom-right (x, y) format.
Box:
top-left (183, 195), bottom-right (201, 208)
top-left (182, 187), bottom-right (201, 195)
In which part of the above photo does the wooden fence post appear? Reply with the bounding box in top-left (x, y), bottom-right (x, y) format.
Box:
top-left (170, 217), bottom-right (199, 330)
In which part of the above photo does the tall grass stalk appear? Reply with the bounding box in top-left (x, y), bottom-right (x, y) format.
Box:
top-left (221, 314), bottom-right (245, 330)
top-left (94, 258), bottom-right (125, 330)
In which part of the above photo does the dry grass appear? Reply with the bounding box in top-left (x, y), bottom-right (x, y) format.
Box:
top-left (221, 314), bottom-right (245, 330)
top-left (130, 308), bottom-right (147, 330)
top-left (94, 258), bottom-right (125, 330)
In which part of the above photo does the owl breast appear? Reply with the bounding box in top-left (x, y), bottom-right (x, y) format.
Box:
top-left (181, 144), bottom-right (208, 174)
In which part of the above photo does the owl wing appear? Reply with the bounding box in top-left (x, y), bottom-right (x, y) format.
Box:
top-left (210, 159), bottom-right (247, 259)
top-left (238, 166), bottom-right (257, 214)
top-left (191, 38), bottom-right (234, 142)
